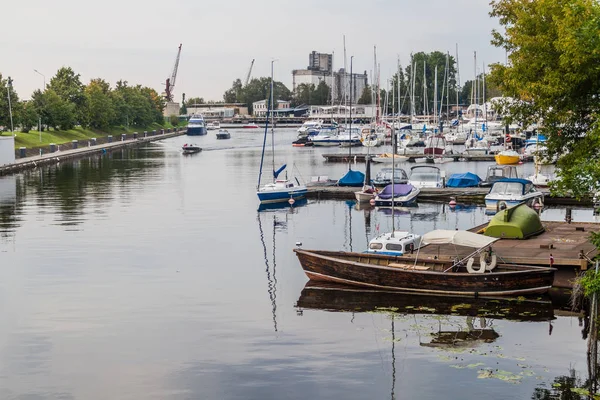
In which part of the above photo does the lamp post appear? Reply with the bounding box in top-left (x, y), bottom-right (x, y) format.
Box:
top-left (6, 77), bottom-right (14, 134)
top-left (33, 69), bottom-right (45, 142)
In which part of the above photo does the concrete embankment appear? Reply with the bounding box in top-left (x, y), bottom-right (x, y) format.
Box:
top-left (0, 128), bottom-right (186, 176)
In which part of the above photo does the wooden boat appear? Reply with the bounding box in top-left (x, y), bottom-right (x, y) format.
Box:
top-left (293, 230), bottom-right (555, 296)
top-left (295, 281), bottom-right (555, 321)
top-left (484, 202), bottom-right (545, 239)
top-left (182, 144), bottom-right (202, 154)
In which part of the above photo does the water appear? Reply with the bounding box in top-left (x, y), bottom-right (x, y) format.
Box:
top-left (0, 128), bottom-right (594, 399)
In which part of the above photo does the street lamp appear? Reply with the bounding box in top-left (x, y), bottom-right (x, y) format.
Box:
top-left (33, 69), bottom-right (45, 142)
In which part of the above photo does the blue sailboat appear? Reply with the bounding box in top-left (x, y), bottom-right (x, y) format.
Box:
top-left (257, 61), bottom-right (307, 205)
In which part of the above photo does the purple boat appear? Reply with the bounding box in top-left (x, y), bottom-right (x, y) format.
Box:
top-left (374, 183), bottom-right (420, 207)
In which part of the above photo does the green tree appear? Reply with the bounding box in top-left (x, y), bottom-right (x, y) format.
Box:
top-left (0, 74), bottom-right (20, 129)
top-left (19, 101), bottom-right (39, 133)
top-left (357, 85), bottom-right (372, 105)
top-left (238, 78), bottom-right (291, 114)
top-left (44, 89), bottom-right (76, 130)
top-left (489, 0), bottom-right (600, 199)
top-left (223, 79), bottom-right (242, 103)
top-left (47, 67), bottom-right (86, 126)
top-left (187, 97), bottom-right (205, 106)
top-left (313, 81), bottom-right (330, 105)
top-left (85, 78), bottom-right (115, 130)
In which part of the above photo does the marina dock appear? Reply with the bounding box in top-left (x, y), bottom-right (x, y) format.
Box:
top-left (322, 152), bottom-right (535, 163)
top-left (306, 185), bottom-right (587, 206)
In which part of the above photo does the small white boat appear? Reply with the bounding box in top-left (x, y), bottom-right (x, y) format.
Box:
top-left (366, 231), bottom-right (423, 256)
top-left (408, 166), bottom-right (444, 188)
top-left (216, 129), bottom-right (231, 139)
top-left (484, 178), bottom-right (544, 213)
top-left (182, 143), bottom-right (202, 154)
top-left (298, 120), bottom-right (322, 136)
top-left (206, 121), bottom-right (220, 130)
top-left (354, 185), bottom-right (377, 203)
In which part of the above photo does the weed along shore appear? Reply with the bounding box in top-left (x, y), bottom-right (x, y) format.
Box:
top-left (0, 127), bottom-right (186, 176)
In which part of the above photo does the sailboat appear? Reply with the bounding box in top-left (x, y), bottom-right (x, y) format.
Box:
top-left (257, 61), bottom-right (307, 204)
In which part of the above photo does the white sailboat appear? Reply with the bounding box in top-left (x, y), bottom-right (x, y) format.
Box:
top-left (257, 61), bottom-right (307, 204)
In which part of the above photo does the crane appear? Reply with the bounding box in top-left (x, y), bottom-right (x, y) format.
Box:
top-left (244, 59), bottom-right (255, 86)
top-left (164, 43), bottom-right (182, 102)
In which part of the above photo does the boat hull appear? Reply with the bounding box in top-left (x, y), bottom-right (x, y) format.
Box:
top-left (187, 127), bottom-right (207, 136)
top-left (257, 188), bottom-right (307, 204)
top-left (495, 153), bottom-right (520, 165)
top-left (294, 249), bottom-right (555, 296)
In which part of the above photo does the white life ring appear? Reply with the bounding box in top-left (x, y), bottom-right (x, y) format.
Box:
top-left (480, 253), bottom-right (497, 271)
top-left (497, 201), bottom-right (508, 211)
top-left (466, 257), bottom-right (485, 274)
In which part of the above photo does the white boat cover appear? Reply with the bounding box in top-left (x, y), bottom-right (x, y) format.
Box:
top-left (422, 230), bottom-right (498, 248)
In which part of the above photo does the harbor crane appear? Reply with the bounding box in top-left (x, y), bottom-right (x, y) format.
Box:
top-left (164, 43), bottom-right (182, 102)
top-left (244, 59), bottom-right (255, 86)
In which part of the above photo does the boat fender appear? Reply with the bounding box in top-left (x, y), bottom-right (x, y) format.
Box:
top-left (532, 197), bottom-right (543, 207)
top-left (480, 253), bottom-right (497, 271)
top-left (466, 257), bottom-right (485, 274)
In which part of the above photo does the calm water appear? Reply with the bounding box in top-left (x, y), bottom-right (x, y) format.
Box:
top-left (0, 128), bottom-right (594, 399)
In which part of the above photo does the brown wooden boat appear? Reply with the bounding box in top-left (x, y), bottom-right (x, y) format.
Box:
top-left (293, 230), bottom-right (556, 297)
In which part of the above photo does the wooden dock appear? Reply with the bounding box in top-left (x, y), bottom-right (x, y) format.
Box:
top-left (322, 152), bottom-right (534, 163)
top-left (306, 185), bottom-right (585, 206)
top-left (401, 221), bottom-right (599, 288)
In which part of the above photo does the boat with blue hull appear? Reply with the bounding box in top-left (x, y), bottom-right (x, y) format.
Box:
top-left (186, 114), bottom-right (207, 136)
top-left (256, 61), bottom-right (307, 205)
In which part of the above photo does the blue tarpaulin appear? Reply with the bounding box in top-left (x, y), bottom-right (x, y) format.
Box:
top-left (446, 172), bottom-right (482, 188)
top-left (338, 169), bottom-right (365, 187)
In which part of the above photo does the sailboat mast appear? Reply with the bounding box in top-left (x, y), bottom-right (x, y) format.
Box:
top-left (473, 51), bottom-right (477, 137)
top-left (482, 61), bottom-right (487, 132)
top-left (270, 60), bottom-right (275, 182)
top-left (343, 35), bottom-right (348, 125)
top-left (348, 56), bottom-right (353, 171)
top-left (456, 44), bottom-right (460, 131)
top-left (434, 65), bottom-right (438, 129)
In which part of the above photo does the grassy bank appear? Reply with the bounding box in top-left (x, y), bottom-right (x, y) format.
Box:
top-left (0, 122), bottom-right (185, 149)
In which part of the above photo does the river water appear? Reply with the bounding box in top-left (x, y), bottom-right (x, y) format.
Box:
top-left (0, 128), bottom-right (594, 399)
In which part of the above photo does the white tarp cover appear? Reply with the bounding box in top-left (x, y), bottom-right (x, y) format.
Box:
top-left (422, 230), bottom-right (498, 248)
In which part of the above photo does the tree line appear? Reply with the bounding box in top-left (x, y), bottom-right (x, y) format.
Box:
top-left (0, 67), bottom-right (165, 133)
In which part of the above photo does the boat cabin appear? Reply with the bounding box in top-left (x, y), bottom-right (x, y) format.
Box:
top-left (367, 231), bottom-right (422, 256)
top-left (372, 168), bottom-right (409, 187)
top-left (408, 166), bottom-right (443, 188)
top-left (480, 165), bottom-right (518, 187)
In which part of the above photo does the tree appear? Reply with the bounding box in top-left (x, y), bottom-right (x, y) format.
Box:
top-left (294, 83), bottom-right (314, 106)
top-left (44, 89), bottom-right (76, 130)
top-left (47, 67), bottom-right (86, 126)
top-left (313, 81), bottom-right (330, 105)
top-left (222, 77), bottom-right (292, 113)
top-left (0, 74), bottom-right (20, 129)
top-left (489, 0), bottom-right (600, 199)
top-left (19, 101), bottom-right (39, 133)
top-left (85, 78), bottom-right (115, 130)
top-left (187, 97), bottom-right (205, 106)
top-left (223, 79), bottom-right (242, 103)
top-left (357, 85), bottom-right (372, 105)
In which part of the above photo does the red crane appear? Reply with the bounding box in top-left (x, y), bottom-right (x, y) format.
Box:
top-left (164, 43), bottom-right (182, 102)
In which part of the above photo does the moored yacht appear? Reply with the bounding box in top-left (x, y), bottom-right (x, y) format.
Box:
top-left (187, 114), bottom-right (207, 136)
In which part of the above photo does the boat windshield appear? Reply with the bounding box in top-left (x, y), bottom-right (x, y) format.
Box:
top-left (490, 182), bottom-right (523, 195)
top-left (411, 172), bottom-right (440, 182)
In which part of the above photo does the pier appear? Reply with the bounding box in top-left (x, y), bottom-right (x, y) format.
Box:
top-left (322, 152), bottom-right (535, 163)
top-left (306, 185), bottom-right (587, 206)
top-left (0, 128), bottom-right (186, 176)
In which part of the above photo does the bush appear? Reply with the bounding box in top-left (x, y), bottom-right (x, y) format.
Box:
top-left (169, 114), bottom-right (179, 126)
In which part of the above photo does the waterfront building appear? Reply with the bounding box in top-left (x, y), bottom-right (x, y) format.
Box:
top-left (308, 104), bottom-right (377, 120)
top-left (252, 99), bottom-right (291, 117)
top-left (292, 51), bottom-right (368, 104)
top-left (186, 103), bottom-right (248, 118)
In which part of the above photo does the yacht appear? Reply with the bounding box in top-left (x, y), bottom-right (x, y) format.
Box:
top-left (187, 114), bottom-right (207, 136)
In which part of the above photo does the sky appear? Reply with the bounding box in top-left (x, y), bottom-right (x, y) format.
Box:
top-left (2, 0), bottom-right (505, 102)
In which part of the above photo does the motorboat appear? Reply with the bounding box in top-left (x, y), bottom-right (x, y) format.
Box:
top-left (337, 129), bottom-right (362, 147)
top-left (373, 183), bottom-right (420, 207)
top-left (495, 149), bottom-right (521, 165)
top-left (182, 143), bottom-right (202, 154)
top-left (292, 136), bottom-right (314, 147)
top-left (243, 123), bottom-right (260, 129)
top-left (186, 114), bottom-right (207, 136)
top-left (354, 185), bottom-right (377, 203)
top-left (484, 178), bottom-right (544, 213)
top-left (479, 165), bottom-right (519, 187)
top-left (297, 120), bottom-right (322, 137)
top-left (463, 136), bottom-right (491, 155)
top-left (444, 130), bottom-right (468, 145)
top-left (408, 166), bottom-right (444, 188)
top-left (257, 179), bottom-right (308, 204)
top-left (446, 172), bottom-right (482, 188)
top-left (372, 167), bottom-right (409, 187)
top-left (216, 129), bottom-right (231, 139)
top-left (366, 231), bottom-right (423, 256)
top-left (206, 121), bottom-right (220, 130)
top-left (424, 134), bottom-right (453, 163)
top-left (294, 229), bottom-right (556, 296)
top-left (310, 129), bottom-right (341, 147)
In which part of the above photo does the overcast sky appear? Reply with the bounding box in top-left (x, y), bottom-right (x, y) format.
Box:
top-left (2, 0), bottom-right (504, 102)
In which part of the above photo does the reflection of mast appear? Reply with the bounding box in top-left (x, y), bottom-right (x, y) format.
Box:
top-left (391, 316), bottom-right (396, 400)
top-left (257, 213), bottom-right (278, 332)
top-left (348, 202), bottom-right (353, 252)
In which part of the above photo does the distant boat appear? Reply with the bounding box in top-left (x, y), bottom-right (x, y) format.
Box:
top-left (495, 149), bottom-right (521, 165)
top-left (182, 143), bottom-right (202, 154)
top-left (243, 123), bottom-right (260, 129)
top-left (408, 166), bottom-right (444, 188)
top-left (446, 172), bottom-right (482, 188)
top-left (206, 121), bottom-right (220, 130)
top-left (216, 129), bottom-right (231, 139)
top-left (187, 114), bottom-right (207, 136)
